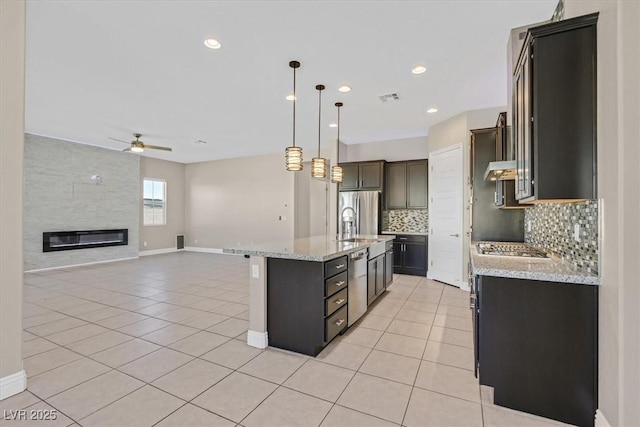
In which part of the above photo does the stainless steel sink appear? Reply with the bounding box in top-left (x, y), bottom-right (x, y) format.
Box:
top-left (339, 238), bottom-right (380, 244)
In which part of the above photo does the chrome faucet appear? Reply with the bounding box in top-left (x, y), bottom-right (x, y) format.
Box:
top-left (341, 207), bottom-right (356, 239)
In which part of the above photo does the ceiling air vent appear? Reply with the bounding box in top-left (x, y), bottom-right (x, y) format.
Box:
top-left (378, 93), bottom-right (400, 103)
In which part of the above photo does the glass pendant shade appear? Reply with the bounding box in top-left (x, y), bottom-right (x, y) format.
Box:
top-left (311, 157), bottom-right (326, 178)
top-left (285, 60), bottom-right (302, 171)
top-left (331, 101), bottom-right (344, 183)
top-left (331, 165), bottom-right (343, 183)
top-left (285, 146), bottom-right (303, 171)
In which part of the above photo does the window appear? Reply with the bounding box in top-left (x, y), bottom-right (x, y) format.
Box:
top-left (143, 179), bottom-right (166, 226)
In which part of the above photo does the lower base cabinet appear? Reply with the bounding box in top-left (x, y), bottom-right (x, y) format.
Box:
top-left (393, 235), bottom-right (428, 276)
top-left (476, 275), bottom-right (597, 427)
top-left (267, 256), bottom-right (348, 356)
top-left (367, 254), bottom-right (385, 305)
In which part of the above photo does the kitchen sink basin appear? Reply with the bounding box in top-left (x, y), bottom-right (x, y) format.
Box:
top-left (339, 238), bottom-right (381, 244)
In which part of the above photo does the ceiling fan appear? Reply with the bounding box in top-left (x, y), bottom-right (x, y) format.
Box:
top-left (109, 133), bottom-right (172, 153)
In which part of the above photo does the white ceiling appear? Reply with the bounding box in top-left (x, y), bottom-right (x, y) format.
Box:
top-left (25, 1), bottom-right (556, 164)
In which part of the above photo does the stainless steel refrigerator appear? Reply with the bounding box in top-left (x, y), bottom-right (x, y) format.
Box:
top-left (338, 191), bottom-right (381, 237)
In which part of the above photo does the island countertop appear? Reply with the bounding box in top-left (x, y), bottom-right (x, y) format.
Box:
top-left (223, 234), bottom-right (396, 262)
top-left (470, 242), bottom-right (600, 285)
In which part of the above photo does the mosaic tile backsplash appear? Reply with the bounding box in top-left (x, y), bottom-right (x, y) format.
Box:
top-left (382, 209), bottom-right (429, 233)
top-left (525, 200), bottom-right (599, 275)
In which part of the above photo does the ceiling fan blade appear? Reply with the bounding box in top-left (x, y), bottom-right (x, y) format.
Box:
top-left (143, 144), bottom-right (172, 152)
top-left (122, 147), bottom-right (133, 152)
top-left (109, 137), bottom-right (130, 144)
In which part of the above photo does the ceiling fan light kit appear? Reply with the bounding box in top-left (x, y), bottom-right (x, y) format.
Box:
top-left (331, 102), bottom-right (344, 184)
top-left (112, 133), bottom-right (172, 153)
top-left (311, 84), bottom-right (327, 179)
top-left (285, 60), bottom-right (303, 171)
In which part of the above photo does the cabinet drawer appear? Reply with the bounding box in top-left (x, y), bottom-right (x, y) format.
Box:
top-left (325, 271), bottom-right (348, 297)
top-left (325, 256), bottom-right (347, 277)
top-left (394, 235), bottom-right (426, 243)
top-left (325, 288), bottom-right (348, 316)
top-left (325, 305), bottom-right (348, 343)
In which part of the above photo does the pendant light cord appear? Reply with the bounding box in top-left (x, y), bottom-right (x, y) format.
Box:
top-left (317, 87), bottom-right (322, 157)
top-left (292, 66), bottom-right (296, 148)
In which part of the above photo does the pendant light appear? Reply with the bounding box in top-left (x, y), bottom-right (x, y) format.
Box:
top-left (331, 102), bottom-right (344, 183)
top-left (285, 61), bottom-right (302, 171)
top-left (311, 84), bottom-right (327, 178)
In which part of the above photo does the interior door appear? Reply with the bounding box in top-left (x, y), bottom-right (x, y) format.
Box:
top-left (428, 144), bottom-right (464, 287)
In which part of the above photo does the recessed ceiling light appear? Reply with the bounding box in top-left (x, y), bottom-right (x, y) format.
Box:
top-left (412, 65), bottom-right (427, 75)
top-left (427, 108), bottom-right (438, 114)
top-left (204, 38), bottom-right (221, 49)
top-left (329, 123), bottom-right (338, 128)
top-left (338, 85), bottom-right (351, 93)
top-left (286, 94), bottom-right (297, 101)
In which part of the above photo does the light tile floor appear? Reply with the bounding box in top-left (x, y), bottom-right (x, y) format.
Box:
top-left (2, 252), bottom-right (571, 426)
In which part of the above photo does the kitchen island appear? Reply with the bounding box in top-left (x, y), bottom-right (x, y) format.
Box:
top-left (469, 242), bottom-right (599, 426)
top-left (223, 234), bottom-right (395, 356)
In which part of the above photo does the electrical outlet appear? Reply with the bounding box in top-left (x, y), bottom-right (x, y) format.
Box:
top-left (143, 241), bottom-right (147, 247)
top-left (251, 265), bottom-right (260, 279)
top-left (195, 239), bottom-right (198, 244)
top-left (527, 220), bottom-right (531, 232)
top-left (574, 223), bottom-right (580, 242)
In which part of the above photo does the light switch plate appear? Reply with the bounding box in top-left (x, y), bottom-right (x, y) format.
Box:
top-left (251, 265), bottom-right (260, 279)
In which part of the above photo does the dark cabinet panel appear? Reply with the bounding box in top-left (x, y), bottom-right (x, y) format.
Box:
top-left (385, 249), bottom-right (394, 287)
top-left (375, 256), bottom-right (385, 295)
top-left (367, 254), bottom-right (385, 305)
top-left (340, 164), bottom-right (359, 190)
top-left (406, 161), bottom-right (428, 208)
top-left (477, 275), bottom-right (597, 426)
top-left (339, 161), bottom-right (384, 192)
top-left (385, 163), bottom-right (407, 209)
top-left (514, 14), bottom-right (598, 203)
top-left (384, 160), bottom-right (428, 209)
top-left (393, 235), bottom-right (427, 276)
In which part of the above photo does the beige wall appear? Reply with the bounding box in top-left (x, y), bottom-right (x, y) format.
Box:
top-left (140, 157), bottom-right (185, 251)
top-left (0, 0), bottom-right (25, 388)
top-left (184, 153), bottom-right (295, 249)
top-left (563, 2), bottom-right (640, 425)
top-left (427, 106), bottom-right (505, 286)
top-left (344, 136), bottom-right (428, 162)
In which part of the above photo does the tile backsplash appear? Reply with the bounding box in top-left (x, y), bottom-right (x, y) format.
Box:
top-left (525, 200), bottom-right (599, 275)
top-left (382, 209), bottom-right (429, 233)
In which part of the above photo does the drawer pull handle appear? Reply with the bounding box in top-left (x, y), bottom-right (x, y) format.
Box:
top-left (398, 237), bottom-right (408, 240)
top-left (335, 319), bottom-right (345, 327)
top-left (335, 264), bottom-right (345, 269)
top-left (335, 281), bottom-right (345, 287)
top-left (334, 298), bottom-right (346, 305)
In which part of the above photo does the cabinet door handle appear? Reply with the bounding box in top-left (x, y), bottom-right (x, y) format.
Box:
top-left (335, 264), bottom-right (345, 269)
top-left (335, 319), bottom-right (345, 327)
top-left (334, 298), bottom-right (346, 305)
top-left (335, 280), bottom-right (345, 287)
top-left (450, 234), bottom-right (460, 238)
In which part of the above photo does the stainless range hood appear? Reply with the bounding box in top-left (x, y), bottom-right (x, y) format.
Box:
top-left (484, 160), bottom-right (517, 181)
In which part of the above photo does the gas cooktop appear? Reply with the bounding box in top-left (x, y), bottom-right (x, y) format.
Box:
top-left (476, 242), bottom-right (549, 258)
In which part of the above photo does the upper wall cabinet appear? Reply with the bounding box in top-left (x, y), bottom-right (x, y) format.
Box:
top-left (514, 13), bottom-right (598, 203)
top-left (385, 160), bottom-right (428, 209)
top-left (338, 161), bottom-right (384, 192)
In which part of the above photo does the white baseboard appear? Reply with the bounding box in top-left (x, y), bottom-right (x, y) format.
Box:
top-left (25, 256), bottom-right (138, 273)
top-left (139, 247), bottom-right (181, 256)
top-left (459, 281), bottom-right (471, 292)
top-left (595, 410), bottom-right (611, 427)
top-left (247, 330), bottom-right (268, 349)
top-left (0, 370), bottom-right (26, 400)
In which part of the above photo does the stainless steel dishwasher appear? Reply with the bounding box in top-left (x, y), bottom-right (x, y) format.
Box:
top-left (348, 249), bottom-right (368, 326)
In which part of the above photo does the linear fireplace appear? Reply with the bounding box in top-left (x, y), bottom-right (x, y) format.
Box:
top-left (43, 229), bottom-right (128, 252)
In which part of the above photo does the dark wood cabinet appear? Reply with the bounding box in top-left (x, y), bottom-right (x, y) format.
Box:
top-left (267, 256), bottom-right (348, 356)
top-left (384, 241), bottom-right (394, 287)
top-left (476, 275), bottom-right (598, 426)
top-left (367, 254), bottom-right (385, 305)
top-left (385, 160), bottom-right (428, 209)
top-left (338, 161), bottom-right (384, 192)
top-left (392, 234), bottom-right (427, 276)
top-left (513, 13), bottom-right (598, 203)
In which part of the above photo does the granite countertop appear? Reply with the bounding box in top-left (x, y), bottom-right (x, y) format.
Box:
top-left (223, 234), bottom-right (395, 262)
top-left (470, 242), bottom-right (600, 285)
top-left (381, 231), bottom-right (428, 236)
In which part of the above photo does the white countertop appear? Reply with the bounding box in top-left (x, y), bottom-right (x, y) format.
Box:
top-left (223, 234), bottom-right (395, 262)
top-left (470, 242), bottom-right (600, 285)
